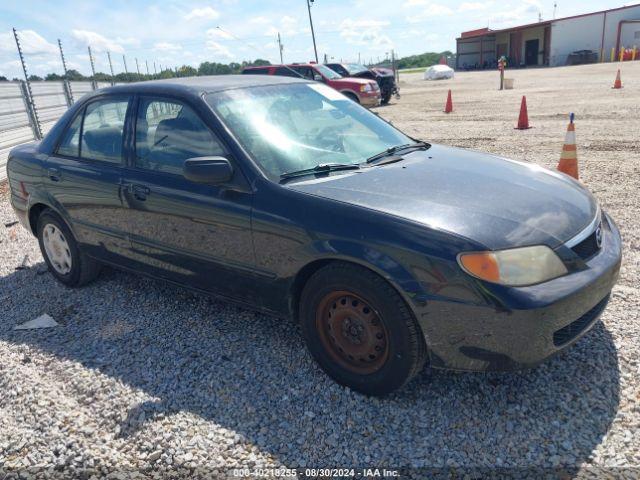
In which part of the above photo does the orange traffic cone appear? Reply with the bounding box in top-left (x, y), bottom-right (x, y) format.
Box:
top-left (515, 96), bottom-right (531, 129)
top-left (612, 69), bottom-right (623, 89)
top-left (557, 113), bottom-right (579, 180)
top-left (444, 90), bottom-right (453, 113)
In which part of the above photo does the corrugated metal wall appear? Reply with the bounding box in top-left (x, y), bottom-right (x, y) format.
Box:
top-left (0, 80), bottom-right (116, 182)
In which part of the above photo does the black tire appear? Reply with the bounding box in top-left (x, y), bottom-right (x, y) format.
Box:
top-left (299, 262), bottom-right (427, 396)
top-left (36, 209), bottom-right (101, 287)
top-left (381, 91), bottom-right (392, 105)
top-left (343, 92), bottom-right (360, 104)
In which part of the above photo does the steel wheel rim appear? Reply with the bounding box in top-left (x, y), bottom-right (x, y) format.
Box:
top-left (316, 290), bottom-right (389, 375)
top-left (42, 224), bottom-right (72, 275)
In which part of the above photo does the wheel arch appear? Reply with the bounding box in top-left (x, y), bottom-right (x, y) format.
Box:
top-left (340, 90), bottom-right (360, 103)
top-left (289, 254), bottom-right (424, 323)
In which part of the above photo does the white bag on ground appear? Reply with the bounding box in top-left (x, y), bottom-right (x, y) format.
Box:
top-left (424, 65), bottom-right (454, 80)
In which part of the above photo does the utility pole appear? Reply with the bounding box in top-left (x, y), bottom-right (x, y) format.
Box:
top-left (13, 27), bottom-right (42, 139)
top-left (58, 39), bottom-right (74, 104)
top-left (123, 55), bottom-right (128, 74)
top-left (153, 61), bottom-right (157, 75)
top-left (306, 0), bottom-right (319, 63)
top-left (277, 32), bottom-right (284, 63)
top-left (88, 46), bottom-right (97, 89)
top-left (107, 51), bottom-right (115, 86)
top-left (135, 58), bottom-right (141, 76)
top-left (145, 60), bottom-right (150, 75)
top-left (358, 52), bottom-right (361, 64)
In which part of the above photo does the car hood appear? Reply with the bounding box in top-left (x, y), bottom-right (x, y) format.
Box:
top-left (286, 145), bottom-right (598, 250)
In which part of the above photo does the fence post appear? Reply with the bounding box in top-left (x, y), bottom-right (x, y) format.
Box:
top-left (62, 80), bottom-right (74, 107)
top-left (13, 28), bottom-right (42, 140)
top-left (58, 39), bottom-right (74, 105)
top-left (88, 46), bottom-right (98, 90)
top-left (19, 81), bottom-right (42, 141)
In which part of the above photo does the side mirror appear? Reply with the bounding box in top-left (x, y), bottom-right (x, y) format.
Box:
top-left (313, 74), bottom-right (323, 82)
top-left (183, 156), bottom-right (233, 184)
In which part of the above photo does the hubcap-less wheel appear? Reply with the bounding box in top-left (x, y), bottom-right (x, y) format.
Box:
top-left (42, 224), bottom-right (72, 275)
top-left (316, 291), bottom-right (389, 375)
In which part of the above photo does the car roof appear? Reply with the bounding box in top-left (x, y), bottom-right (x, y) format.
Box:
top-left (86, 74), bottom-right (310, 99)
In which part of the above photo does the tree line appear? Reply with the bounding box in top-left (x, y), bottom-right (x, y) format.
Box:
top-left (0, 59), bottom-right (272, 83)
top-left (0, 51), bottom-right (453, 82)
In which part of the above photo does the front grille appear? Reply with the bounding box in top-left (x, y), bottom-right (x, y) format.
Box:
top-left (553, 295), bottom-right (609, 346)
top-left (571, 229), bottom-right (600, 260)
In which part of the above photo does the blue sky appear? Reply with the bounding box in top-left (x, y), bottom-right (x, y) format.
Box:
top-left (0, 0), bottom-right (631, 78)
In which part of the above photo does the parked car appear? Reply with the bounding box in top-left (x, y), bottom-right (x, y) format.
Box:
top-left (241, 63), bottom-right (381, 107)
top-left (7, 76), bottom-right (621, 396)
top-left (325, 63), bottom-right (399, 104)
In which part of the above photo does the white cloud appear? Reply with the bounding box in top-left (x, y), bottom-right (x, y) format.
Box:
top-left (207, 27), bottom-right (234, 40)
top-left (205, 41), bottom-right (233, 58)
top-left (458, 2), bottom-right (490, 12)
top-left (404, 3), bottom-right (454, 22)
top-left (489, 0), bottom-right (541, 25)
top-left (0, 30), bottom-right (58, 56)
top-left (71, 30), bottom-right (124, 53)
top-left (185, 6), bottom-right (220, 21)
top-left (340, 19), bottom-right (393, 48)
top-left (249, 16), bottom-right (270, 24)
top-left (154, 42), bottom-right (182, 52)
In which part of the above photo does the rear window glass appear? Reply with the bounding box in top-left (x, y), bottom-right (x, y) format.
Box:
top-left (243, 68), bottom-right (270, 75)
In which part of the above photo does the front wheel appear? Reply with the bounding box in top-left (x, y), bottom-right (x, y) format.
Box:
top-left (299, 262), bottom-right (427, 396)
top-left (37, 210), bottom-right (101, 287)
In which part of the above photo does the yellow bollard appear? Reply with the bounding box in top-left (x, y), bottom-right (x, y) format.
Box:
top-left (611, 47), bottom-right (616, 62)
top-left (619, 46), bottom-right (625, 62)
top-left (634, 46), bottom-right (638, 61)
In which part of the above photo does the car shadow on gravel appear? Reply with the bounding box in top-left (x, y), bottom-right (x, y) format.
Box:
top-left (0, 263), bottom-right (621, 470)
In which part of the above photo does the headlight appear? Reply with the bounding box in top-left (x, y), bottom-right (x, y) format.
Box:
top-left (457, 245), bottom-right (568, 286)
top-left (360, 84), bottom-right (373, 93)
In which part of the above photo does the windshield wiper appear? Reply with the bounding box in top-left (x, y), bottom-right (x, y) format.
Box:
top-left (366, 141), bottom-right (431, 164)
top-left (280, 163), bottom-right (361, 181)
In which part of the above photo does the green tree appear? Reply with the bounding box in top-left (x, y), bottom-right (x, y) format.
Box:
top-left (28, 74), bottom-right (43, 81)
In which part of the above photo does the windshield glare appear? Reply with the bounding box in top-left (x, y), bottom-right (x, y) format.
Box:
top-left (313, 64), bottom-right (342, 80)
top-left (207, 83), bottom-right (412, 180)
top-left (346, 64), bottom-right (369, 75)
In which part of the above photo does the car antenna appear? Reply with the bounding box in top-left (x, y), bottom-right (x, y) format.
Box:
top-left (215, 26), bottom-right (306, 80)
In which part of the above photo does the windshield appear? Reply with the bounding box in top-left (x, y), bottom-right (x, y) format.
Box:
top-left (313, 64), bottom-right (343, 80)
top-left (346, 64), bottom-right (369, 75)
top-left (206, 83), bottom-right (412, 180)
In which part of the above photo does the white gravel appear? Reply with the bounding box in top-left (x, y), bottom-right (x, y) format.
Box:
top-left (1, 62), bottom-right (640, 478)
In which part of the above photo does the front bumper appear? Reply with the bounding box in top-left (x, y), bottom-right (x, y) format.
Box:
top-left (360, 93), bottom-right (381, 107)
top-left (417, 212), bottom-right (622, 372)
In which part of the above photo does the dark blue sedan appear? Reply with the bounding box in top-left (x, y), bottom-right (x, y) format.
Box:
top-left (6, 75), bottom-right (621, 396)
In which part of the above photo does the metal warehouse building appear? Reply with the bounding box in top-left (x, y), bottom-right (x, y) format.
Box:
top-left (456, 3), bottom-right (640, 69)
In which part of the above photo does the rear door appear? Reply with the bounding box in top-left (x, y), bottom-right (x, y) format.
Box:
top-left (120, 95), bottom-right (255, 301)
top-left (46, 95), bottom-right (132, 263)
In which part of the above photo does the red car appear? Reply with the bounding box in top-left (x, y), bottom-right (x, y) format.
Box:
top-left (242, 63), bottom-right (381, 107)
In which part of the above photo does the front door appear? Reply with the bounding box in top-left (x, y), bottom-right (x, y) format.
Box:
top-left (525, 39), bottom-right (539, 66)
top-left (120, 95), bottom-right (255, 302)
top-left (46, 96), bottom-right (132, 263)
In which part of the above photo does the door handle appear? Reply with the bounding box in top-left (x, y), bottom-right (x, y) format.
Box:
top-left (129, 184), bottom-right (150, 201)
top-left (47, 168), bottom-right (61, 182)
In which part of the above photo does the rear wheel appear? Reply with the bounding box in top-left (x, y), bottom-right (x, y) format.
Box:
top-left (299, 262), bottom-right (427, 396)
top-left (37, 210), bottom-right (101, 287)
top-left (381, 91), bottom-right (392, 105)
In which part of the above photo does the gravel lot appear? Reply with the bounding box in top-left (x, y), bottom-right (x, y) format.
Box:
top-left (1, 62), bottom-right (639, 478)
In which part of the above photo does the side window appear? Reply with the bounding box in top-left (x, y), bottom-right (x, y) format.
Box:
top-left (274, 67), bottom-right (300, 78)
top-left (56, 113), bottom-right (82, 157)
top-left (81, 98), bottom-right (129, 163)
top-left (135, 97), bottom-right (226, 175)
top-left (292, 67), bottom-right (314, 80)
top-left (244, 67), bottom-right (270, 75)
